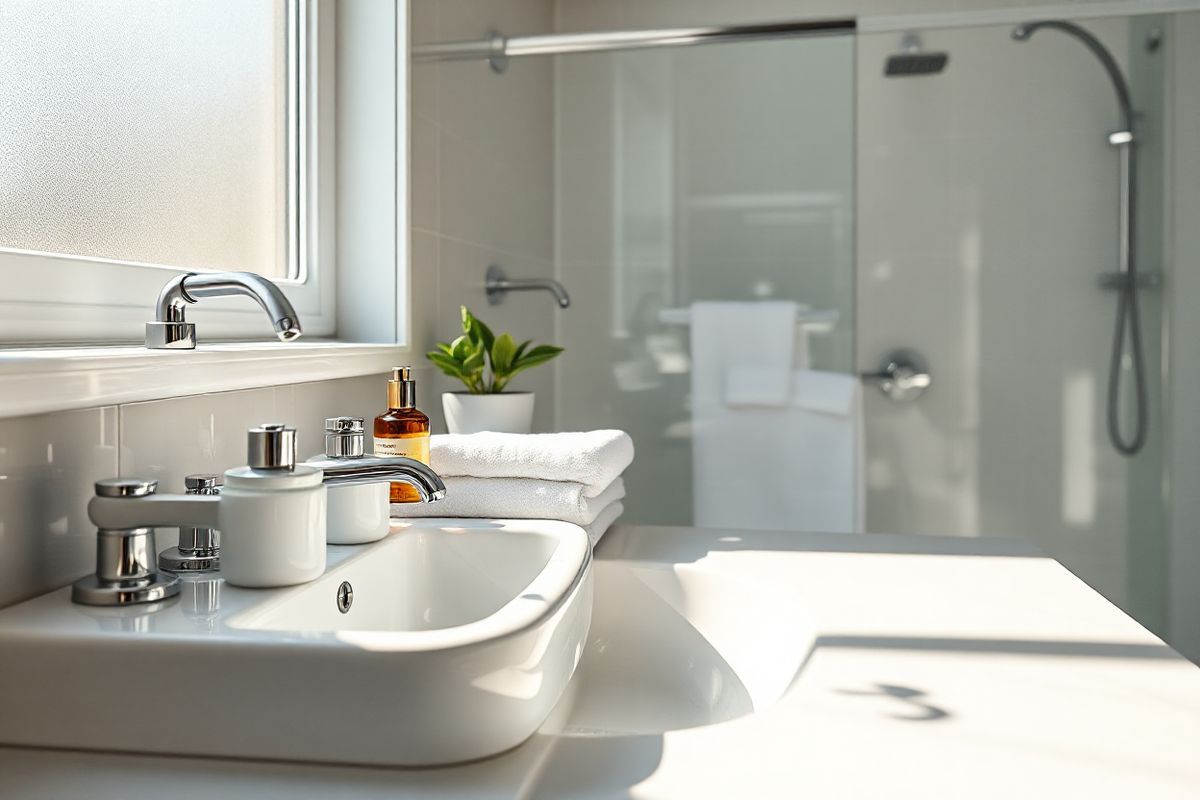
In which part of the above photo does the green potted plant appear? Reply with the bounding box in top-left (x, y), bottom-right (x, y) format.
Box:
top-left (426, 306), bottom-right (564, 434)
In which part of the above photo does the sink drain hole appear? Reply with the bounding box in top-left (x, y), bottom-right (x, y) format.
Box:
top-left (336, 581), bottom-right (353, 614)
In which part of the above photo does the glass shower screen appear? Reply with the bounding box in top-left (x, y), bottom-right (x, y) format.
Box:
top-left (554, 34), bottom-right (857, 528)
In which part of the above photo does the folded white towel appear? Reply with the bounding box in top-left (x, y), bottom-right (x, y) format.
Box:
top-left (690, 301), bottom-right (797, 408)
top-left (725, 364), bottom-right (793, 408)
top-left (428, 431), bottom-right (634, 495)
top-left (585, 501), bottom-right (624, 546)
top-left (391, 477), bottom-right (626, 527)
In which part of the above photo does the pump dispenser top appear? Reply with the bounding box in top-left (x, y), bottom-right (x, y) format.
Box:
top-left (388, 366), bottom-right (417, 409)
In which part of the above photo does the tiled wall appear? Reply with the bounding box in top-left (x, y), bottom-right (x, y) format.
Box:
top-left (0, 374), bottom-right (409, 609)
top-left (549, 0), bottom-right (1183, 635)
top-left (410, 0), bottom-right (559, 432)
top-left (856, 19), bottom-right (1141, 608)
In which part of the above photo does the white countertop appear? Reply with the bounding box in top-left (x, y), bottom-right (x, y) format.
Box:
top-left (4, 525), bottom-right (1199, 799)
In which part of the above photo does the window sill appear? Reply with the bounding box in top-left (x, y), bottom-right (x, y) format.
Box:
top-left (0, 341), bottom-right (409, 419)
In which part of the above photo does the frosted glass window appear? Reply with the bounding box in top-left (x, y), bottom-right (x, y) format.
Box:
top-left (0, 0), bottom-right (292, 278)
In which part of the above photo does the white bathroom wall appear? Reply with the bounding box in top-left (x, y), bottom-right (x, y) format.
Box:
top-left (550, 1), bottom-right (1178, 629)
top-left (410, 0), bottom-right (559, 431)
top-left (856, 18), bottom-right (1172, 627)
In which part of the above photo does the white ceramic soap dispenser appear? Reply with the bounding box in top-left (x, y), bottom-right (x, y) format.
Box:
top-left (220, 423), bottom-right (327, 588)
top-left (307, 417), bottom-right (390, 544)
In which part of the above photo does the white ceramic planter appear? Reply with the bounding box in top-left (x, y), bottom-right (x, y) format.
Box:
top-left (443, 392), bottom-right (535, 434)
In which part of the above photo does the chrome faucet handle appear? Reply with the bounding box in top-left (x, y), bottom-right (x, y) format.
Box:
top-left (861, 349), bottom-right (932, 403)
top-left (159, 474), bottom-right (222, 574)
top-left (95, 477), bottom-right (158, 497)
top-left (325, 417), bottom-right (366, 459)
top-left (72, 526), bottom-right (181, 607)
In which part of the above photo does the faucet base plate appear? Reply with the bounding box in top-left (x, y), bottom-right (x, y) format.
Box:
top-left (159, 547), bottom-right (220, 574)
top-left (71, 572), bottom-right (181, 607)
top-left (145, 320), bottom-right (197, 350)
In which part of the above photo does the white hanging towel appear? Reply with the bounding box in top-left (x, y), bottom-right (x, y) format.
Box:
top-left (690, 302), bottom-right (862, 533)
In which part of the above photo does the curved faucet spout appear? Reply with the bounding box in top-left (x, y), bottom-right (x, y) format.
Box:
top-left (147, 271), bottom-right (303, 349)
top-left (485, 264), bottom-right (571, 309)
top-left (313, 455), bottom-right (447, 502)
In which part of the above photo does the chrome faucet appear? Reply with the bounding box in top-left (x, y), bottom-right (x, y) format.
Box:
top-left (145, 271), bottom-right (303, 349)
top-left (310, 454), bottom-right (447, 501)
top-left (485, 264), bottom-right (571, 309)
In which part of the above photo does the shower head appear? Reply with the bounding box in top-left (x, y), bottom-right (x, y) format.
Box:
top-left (884, 32), bottom-right (948, 77)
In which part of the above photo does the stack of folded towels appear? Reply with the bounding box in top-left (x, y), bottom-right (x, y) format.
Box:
top-left (390, 430), bottom-right (634, 546)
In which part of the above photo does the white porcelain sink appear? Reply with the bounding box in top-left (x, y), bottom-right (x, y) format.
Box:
top-left (0, 518), bottom-right (593, 766)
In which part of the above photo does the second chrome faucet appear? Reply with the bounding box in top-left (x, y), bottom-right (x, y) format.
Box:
top-left (145, 271), bottom-right (303, 349)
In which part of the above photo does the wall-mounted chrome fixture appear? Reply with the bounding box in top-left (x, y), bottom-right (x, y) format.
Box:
top-left (862, 350), bottom-right (932, 403)
top-left (884, 32), bottom-right (948, 76)
top-left (1012, 20), bottom-right (1148, 456)
top-left (146, 271), bottom-right (303, 349)
top-left (413, 18), bottom-right (856, 74)
top-left (485, 265), bottom-right (571, 309)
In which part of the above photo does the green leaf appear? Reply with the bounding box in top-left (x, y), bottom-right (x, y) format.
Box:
top-left (513, 339), bottom-right (531, 362)
top-left (509, 345), bottom-right (564, 378)
top-left (460, 306), bottom-right (495, 353)
top-left (491, 333), bottom-right (517, 377)
top-left (449, 334), bottom-right (471, 361)
top-left (515, 344), bottom-right (564, 363)
top-left (462, 339), bottom-right (486, 374)
top-left (427, 352), bottom-right (468, 382)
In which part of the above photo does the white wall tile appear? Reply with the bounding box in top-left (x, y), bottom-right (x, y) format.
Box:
top-left (410, 229), bottom-right (441, 354)
top-left (410, 113), bottom-right (440, 234)
top-left (411, 0), bottom-right (558, 430)
top-left (434, 235), bottom-right (560, 432)
top-left (856, 20), bottom-right (1137, 611)
top-left (0, 407), bottom-right (119, 608)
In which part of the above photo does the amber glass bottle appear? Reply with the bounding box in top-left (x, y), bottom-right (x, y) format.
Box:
top-left (373, 366), bottom-right (431, 503)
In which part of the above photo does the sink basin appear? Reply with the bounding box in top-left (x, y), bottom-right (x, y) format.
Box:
top-left (0, 518), bottom-right (593, 766)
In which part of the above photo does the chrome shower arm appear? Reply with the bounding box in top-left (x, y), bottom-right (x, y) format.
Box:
top-left (485, 265), bottom-right (571, 308)
top-left (1011, 20), bottom-right (1133, 132)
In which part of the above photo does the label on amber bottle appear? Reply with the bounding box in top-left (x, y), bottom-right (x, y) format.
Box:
top-left (374, 434), bottom-right (430, 464)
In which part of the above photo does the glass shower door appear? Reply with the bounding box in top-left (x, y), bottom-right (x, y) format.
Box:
top-left (554, 34), bottom-right (857, 527)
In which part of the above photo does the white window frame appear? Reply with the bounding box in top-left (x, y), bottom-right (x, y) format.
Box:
top-left (0, 0), bottom-right (411, 420)
top-left (0, 0), bottom-right (336, 344)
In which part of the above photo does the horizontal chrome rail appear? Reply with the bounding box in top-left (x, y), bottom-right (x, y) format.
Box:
top-left (412, 18), bottom-right (857, 70)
